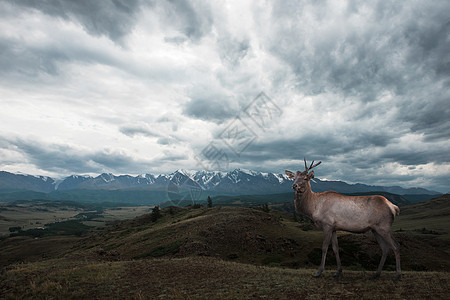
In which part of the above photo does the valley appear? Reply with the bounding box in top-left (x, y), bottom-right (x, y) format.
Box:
top-left (0, 200), bottom-right (152, 237)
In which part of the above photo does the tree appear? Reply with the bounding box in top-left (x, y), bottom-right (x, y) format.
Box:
top-left (207, 196), bottom-right (213, 208)
top-left (9, 226), bottom-right (22, 232)
top-left (261, 203), bottom-right (270, 213)
top-left (151, 205), bottom-right (161, 222)
top-left (168, 206), bottom-right (175, 215)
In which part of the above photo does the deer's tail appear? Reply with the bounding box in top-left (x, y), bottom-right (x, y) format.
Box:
top-left (388, 202), bottom-right (400, 217)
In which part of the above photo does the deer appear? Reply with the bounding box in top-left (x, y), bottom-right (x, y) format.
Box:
top-left (285, 159), bottom-right (401, 280)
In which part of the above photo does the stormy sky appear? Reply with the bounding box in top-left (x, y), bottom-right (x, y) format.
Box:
top-left (0, 0), bottom-right (449, 192)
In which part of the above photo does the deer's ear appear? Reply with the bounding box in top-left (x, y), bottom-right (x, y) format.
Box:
top-left (285, 170), bottom-right (295, 179)
top-left (307, 170), bottom-right (315, 180)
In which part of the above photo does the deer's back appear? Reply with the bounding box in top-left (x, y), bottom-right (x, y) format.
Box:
top-left (314, 191), bottom-right (396, 232)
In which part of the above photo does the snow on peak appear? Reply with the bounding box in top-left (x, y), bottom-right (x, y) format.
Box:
top-left (274, 173), bottom-right (290, 183)
top-left (100, 173), bottom-right (115, 182)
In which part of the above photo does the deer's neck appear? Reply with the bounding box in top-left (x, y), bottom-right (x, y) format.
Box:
top-left (294, 182), bottom-right (316, 219)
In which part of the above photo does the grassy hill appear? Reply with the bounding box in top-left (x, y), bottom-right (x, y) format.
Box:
top-left (392, 194), bottom-right (450, 242)
top-left (1, 257), bottom-right (448, 299)
top-left (1, 195), bottom-right (449, 298)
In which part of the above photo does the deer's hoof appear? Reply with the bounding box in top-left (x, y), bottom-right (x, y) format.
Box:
top-left (370, 273), bottom-right (380, 280)
top-left (392, 274), bottom-right (402, 281)
top-left (333, 271), bottom-right (342, 278)
top-left (313, 270), bottom-right (323, 277)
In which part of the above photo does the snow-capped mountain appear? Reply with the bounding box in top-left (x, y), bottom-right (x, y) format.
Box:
top-left (0, 170), bottom-right (441, 196)
top-left (0, 171), bottom-right (55, 193)
top-left (56, 175), bottom-right (92, 191)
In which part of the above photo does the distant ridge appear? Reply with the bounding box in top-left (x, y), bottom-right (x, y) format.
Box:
top-left (0, 170), bottom-right (440, 196)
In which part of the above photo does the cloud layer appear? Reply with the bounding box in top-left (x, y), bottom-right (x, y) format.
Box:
top-left (0, 0), bottom-right (448, 192)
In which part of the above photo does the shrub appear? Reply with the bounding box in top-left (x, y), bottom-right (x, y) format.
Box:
top-left (227, 253), bottom-right (238, 260)
top-left (9, 226), bottom-right (22, 232)
top-left (151, 206), bottom-right (162, 222)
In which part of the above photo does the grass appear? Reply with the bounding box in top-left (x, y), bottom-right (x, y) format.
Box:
top-left (1, 256), bottom-right (449, 299)
top-left (392, 194), bottom-right (450, 241)
top-left (0, 235), bottom-right (82, 267)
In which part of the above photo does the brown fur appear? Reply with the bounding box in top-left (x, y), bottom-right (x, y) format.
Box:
top-left (286, 162), bottom-right (401, 280)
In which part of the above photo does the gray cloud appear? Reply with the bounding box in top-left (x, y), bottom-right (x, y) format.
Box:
top-left (0, 137), bottom-right (153, 175)
top-left (9, 0), bottom-right (215, 44)
top-left (119, 125), bottom-right (161, 138)
top-left (183, 96), bottom-right (238, 123)
top-left (0, 37), bottom-right (68, 78)
top-left (217, 37), bottom-right (250, 67)
top-left (9, 0), bottom-right (141, 42)
top-left (268, 0), bottom-right (450, 102)
top-left (401, 92), bottom-right (450, 142)
top-left (162, 0), bottom-right (213, 41)
top-left (0, 34), bottom-right (120, 83)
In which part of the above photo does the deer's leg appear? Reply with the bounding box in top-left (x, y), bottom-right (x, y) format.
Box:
top-left (385, 233), bottom-right (401, 280)
top-left (314, 227), bottom-right (332, 277)
top-left (376, 230), bottom-right (401, 281)
top-left (372, 231), bottom-right (389, 279)
top-left (331, 231), bottom-right (342, 277)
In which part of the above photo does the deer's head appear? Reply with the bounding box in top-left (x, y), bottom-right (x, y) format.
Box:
top-left (285, 159), bottom-right (321, 193)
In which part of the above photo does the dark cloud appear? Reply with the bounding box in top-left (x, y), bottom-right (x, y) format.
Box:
top-left (183, 97), bottom-right (238, 123)
top-left (119, 125), bottom-right (161, 138)
top-left (0, 37), bottom-right (69, 78)
top-left (10, 0), bottom-right (141, 42)
top-left (160, 151), bottom-right (187, 162)
top-left (0, 0), bottom-right (213, 83)
top-left (237, 129), bottom-right (394, 166)
top-left (8, 0), bottom-right (214, 43)
top-left (162, 0), bottom-right (213, 41)
top-left (378, 146), bottom-right (450, 166)
top-left (157, 137), bottom-right (176, 145)
top-left (268, 0), bottom-right (450, 103)
top-left (0, 137), bottom-right (153, 174)
top-left (401, 92), bottom-right (450, 142)
top-left (0, 34), bottom-right (120, 82)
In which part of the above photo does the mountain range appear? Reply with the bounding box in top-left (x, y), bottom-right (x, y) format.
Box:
top-left (0, 169), bottom-right (440, 196)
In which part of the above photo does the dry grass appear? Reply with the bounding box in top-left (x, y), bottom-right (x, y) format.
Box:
top-left (1, 256), bottom-right (449, 299)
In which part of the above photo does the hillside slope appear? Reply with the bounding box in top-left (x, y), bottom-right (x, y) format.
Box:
top-left (1, 257), bottom-right (448, 299)
top-left (392, 194), bottom-right (450, 242)
top-left (69, 203), bottom-right (450, 272)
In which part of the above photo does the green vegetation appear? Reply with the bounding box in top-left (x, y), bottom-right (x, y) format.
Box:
top-left (150, 205), bottom-right (162, 222)
top-left (8, 226), bottom-right (21, 232)
top-left (10, 220), bottom-right (92, 238)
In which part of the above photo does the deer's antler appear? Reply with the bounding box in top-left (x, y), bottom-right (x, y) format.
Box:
top-left (304, 158), bottom-right (321, 172)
